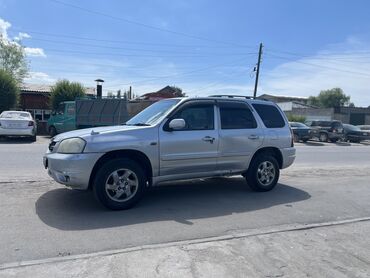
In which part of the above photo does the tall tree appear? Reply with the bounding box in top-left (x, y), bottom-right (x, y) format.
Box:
top-left (0, 39), bottom-right (28, 83)
top-left (170, 86), bottom-right (186, 97)
top-left (0, 69), bottom-right (19, 112)
top-left (308, 88), bottom-right (352, 108)
top-left (50, 80), bottom-right (86, 109)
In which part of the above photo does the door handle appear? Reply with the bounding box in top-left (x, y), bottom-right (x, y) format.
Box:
top-left (248, 135), bottom-right (259, 140)
top-left (202, 136), bottom-right (215, 143)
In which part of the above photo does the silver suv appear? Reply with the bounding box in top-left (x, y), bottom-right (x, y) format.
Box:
top-left (43, 96), bottom-right (296, 210)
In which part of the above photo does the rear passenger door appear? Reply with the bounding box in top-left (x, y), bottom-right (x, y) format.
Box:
top-left (252, 103), bottom-right (290, 148)
top-left (217, 101), bottom-right (263, 172)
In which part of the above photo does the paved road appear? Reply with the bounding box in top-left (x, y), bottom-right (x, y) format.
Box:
top-left (0, 137), bottom-right (369, 265)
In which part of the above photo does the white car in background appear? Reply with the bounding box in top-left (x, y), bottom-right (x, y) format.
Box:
top-left (0, 111), bottom-right (37, 142)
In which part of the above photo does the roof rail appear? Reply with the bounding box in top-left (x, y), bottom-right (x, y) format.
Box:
top-left (209, 94), bottom-right (262, 99)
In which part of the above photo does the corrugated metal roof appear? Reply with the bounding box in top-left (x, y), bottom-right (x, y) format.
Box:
top-left (20, 84), bottom-right (96, 95)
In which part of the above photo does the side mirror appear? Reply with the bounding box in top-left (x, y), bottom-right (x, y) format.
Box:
top-left (168, 118), bottom-right (186, 130)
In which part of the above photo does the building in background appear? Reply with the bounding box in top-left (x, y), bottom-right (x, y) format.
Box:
top-left (259, 93), bottom-right (370, 125)
top-left (139, 86), bottom-right (184, 101)
top-left (19, 84), bottom-right (96, 134)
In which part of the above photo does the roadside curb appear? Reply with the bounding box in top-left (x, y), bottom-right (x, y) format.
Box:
top-left (2, 216), bottom-right (370, 271)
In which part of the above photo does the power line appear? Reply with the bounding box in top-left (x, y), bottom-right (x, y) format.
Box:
top-left (24, 37), bottom-right (257, 56)
top-left (266, 53), bottom-right (370, 78)
top-left (48, 0), bottom-right (254, 48)
top-left (11, 28), bottom-right (253, 49)
top-left (39, 48), bottom-right (255, 58)
top-left (104, 57), bottom-right (252, 88)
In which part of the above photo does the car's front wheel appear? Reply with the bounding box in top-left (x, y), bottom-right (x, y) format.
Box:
top-left (246, 154), bottom-right (280, 192)
top-left (93, 158), bottom-right (146, 210)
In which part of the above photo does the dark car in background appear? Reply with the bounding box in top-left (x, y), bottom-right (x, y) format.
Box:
top-left (289, 122), bottom-right (312, 142)
top-left (306, 120), bottom-right (344, 142)
top-left (343, 124), bottom-right (370, 143)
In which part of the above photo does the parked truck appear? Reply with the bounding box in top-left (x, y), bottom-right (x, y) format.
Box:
top-left (47, 98), bottom-right (154, 136)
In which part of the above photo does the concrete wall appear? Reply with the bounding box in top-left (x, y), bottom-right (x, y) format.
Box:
top-left (286, 108), bottom-right (334, 121)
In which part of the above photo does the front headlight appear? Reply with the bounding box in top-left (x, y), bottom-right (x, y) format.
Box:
top-left (57, 138), bottom-right (86, 154)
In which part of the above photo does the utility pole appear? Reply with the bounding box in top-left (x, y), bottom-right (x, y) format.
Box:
top-left (253, 43), bottom-right (263, 98)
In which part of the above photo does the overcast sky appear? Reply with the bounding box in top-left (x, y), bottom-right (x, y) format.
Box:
top-left (1, 0), bottom-right (370, 106)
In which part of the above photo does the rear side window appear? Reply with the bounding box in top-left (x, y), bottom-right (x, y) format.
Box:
top-left (252, 104), bottom-right (285, 128)
top-left (219, 102), bottom-right (257, 129)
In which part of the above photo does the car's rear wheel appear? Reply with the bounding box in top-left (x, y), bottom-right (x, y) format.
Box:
top-left (30, 135), bottom-right (36, 142)
top-left (93, 158), bottom-right (146, 210)
top-left (246, 154), bottom-right (280, 192)
top-left (319, 133), bottom-right (328, 142)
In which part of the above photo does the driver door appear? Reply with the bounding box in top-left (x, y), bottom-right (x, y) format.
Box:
top-left (159, 100), bottom-right (218, 177)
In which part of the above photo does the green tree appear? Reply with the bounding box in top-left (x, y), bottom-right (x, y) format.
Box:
top-left (0, 69), bottom-right (19, 112)
top-left (287, 114), bottom-right (306, 123)
top-left (50, 80), bottom-right (86, 109)
top-left (308, 88), bottom-right (351, 108)
top-left (0, 39), bottom-right (28, 83)
top-left (170, 86), bottom-right (186, 97)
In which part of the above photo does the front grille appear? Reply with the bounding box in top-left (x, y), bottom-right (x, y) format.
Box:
top-left (49, 141), bottom-right (56, 152)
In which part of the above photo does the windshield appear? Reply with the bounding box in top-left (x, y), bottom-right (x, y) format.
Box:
top-left (0, 111), bottom-right (31, 119)
top-left (125, 99), bottom-right (181, 126)
top-left (344, 124), bottom-right (361, 131)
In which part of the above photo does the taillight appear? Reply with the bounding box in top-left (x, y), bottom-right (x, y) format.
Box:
top-left (28, 121), bottom-right (34, 126)
top-left (290, 128), bottom-right (294, 147)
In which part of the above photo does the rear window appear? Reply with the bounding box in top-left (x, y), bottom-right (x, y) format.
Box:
top-left (252, 104), bottom-right (285, 128)
top-left (219, 102), bottom-right (257, 129)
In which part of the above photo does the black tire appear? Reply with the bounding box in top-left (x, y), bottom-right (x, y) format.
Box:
top-left (330, 138), bottom-right (338, 143)
top-left (30, 135), bottom-right (37, 142)
top-left (319, 133), bottom-right (328, 142)
top-left (302, 138), bottom-right (309, 143)
top-left (246, 154), bottom-right (280, 192)
top-left (293, 134), bottom-right (299, 143)
top-left (49, 126), bottom-right (57, 137)
top-left (93, 158), bottom-right (146, 210)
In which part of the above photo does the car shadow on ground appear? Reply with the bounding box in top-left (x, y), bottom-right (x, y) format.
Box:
top-left (301, 141), bottom-right (325, 146)
top-left (334, 141), bottom-right (351, 146)
top-left (35, 177), bottom-right (311, 231)
top-left (0, 137), bottom-right (34, 144)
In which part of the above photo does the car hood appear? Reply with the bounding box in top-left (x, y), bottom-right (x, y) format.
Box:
top-left (53, 125), bottom-right (148, 141)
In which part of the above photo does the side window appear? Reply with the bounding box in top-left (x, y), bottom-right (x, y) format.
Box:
top-left (56, 104), bottom-right (65, 115)
top-left (171, 103), bottom-right (214, 131)
top-left (252, 104), bottom-right (285, 128)
top-left (219, 102), bottom-right (257, 129)
top-left (66, 105), bottom-right (75, 116)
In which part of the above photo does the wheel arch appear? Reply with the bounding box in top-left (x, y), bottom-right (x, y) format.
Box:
top-left (88, 149), bottom-right (153, 190)
top-left (249, 147), bottom-right (283, 170)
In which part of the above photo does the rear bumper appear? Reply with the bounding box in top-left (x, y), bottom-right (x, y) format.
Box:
top-left (44, 152), bottom-right (102, 190)
top-left (0, 127), bottom-right (35, 136)
top-left (281, 147), bottom-right (296, 169)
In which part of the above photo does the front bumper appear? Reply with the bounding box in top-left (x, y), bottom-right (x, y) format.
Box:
top-left (44, 152), bottom-right (102, 190)
top-left (281, 147), bottom-right (296, 169)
